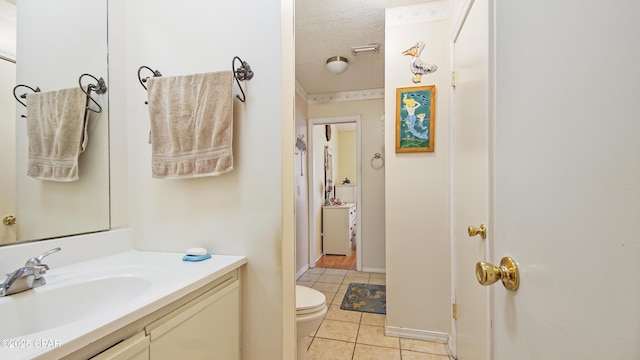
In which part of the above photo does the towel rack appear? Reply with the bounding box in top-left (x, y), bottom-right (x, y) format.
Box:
top-left (13, 73), bottom-right (107, 119)
top-left (137, 56), bottom-right (254, 103)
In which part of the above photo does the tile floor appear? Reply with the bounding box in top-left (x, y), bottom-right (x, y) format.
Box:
top-left (297, 267), bottom-right (453, 360)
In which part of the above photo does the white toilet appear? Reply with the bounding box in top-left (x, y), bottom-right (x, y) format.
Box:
top-left (296, 285), bottom-right (327, 360)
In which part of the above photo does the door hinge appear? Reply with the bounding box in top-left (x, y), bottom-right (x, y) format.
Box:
top-left (452, 303), bottom-right (458, 320)
top-left (450, 71), bottom-right (456, 88)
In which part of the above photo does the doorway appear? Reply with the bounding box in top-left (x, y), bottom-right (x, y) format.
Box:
top-left (307, 116), bottom-right (362, 271)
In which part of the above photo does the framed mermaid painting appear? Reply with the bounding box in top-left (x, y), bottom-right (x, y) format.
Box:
top-left (396, 85), bottom-right (436, 152)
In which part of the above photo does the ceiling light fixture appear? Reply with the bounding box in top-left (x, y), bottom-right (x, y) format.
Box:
top-left (326, 56), bottom-right (349, 74)
top-left (352, 44), bottom-right (380, 55)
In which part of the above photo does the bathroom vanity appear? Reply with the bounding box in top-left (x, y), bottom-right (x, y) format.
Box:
top-left (322, 203), bottom-right (356, 256)
top-left (0, 234), bottom-right (246, 360)
top-left (86, 264), bottom-right (241, 360)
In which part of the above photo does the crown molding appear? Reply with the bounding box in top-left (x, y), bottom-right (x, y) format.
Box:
top-left (307, 88), bottom-right (385, 104)
top-left (295, 81), bottom-right (309, 101)
top-left (386, 0), bottom-right (451, 26)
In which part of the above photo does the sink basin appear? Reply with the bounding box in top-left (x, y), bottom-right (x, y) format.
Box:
top-left (0, 275), bottom-right (151, 339)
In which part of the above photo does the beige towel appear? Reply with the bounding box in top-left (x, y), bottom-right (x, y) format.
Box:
top-left (26, 87), bottom-right (88, 182)
top-left (147, 71), bottom-right (234, 179)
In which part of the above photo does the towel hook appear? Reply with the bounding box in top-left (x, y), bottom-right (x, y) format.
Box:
top-left (138, 66), bottom-right (162, 104)
top-left (232, 56), bottom-right (253, 103)
top-left (13, 85), bottom-right (41, 118)
top-left (138, 65), bottom-right (163, 91)
top-left (79, 73), bottom-right (107, 114)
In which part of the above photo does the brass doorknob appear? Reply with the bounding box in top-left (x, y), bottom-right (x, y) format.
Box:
top-left (475, 256), bottom-right (520, 291)
top-left (468, 224), bottom-right (487, 239)
top-left (3, 215), bottom-right (16, 225)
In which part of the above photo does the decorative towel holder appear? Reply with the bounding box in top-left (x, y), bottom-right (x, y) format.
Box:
top-left (79, 73), bottom-right (108, 114)
top-left (13, 85), bottom-right (41, 118)
top-left (137, 56), bottom-right (254, 103)
top-left (13, 73), bottom-right (107, 119)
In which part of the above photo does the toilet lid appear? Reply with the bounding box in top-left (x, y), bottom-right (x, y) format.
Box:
top-left (296, 285), bottom-right (326, 312)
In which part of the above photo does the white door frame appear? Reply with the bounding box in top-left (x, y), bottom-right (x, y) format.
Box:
top-left (449, 0), bottom-right (494, 358)
top-left (307, 115), bottom-right (362, 271)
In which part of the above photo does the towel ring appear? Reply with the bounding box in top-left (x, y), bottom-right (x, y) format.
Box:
top-left (371, 153), bottom-right (384, 170)
top-left (232, 56), bottom-right (254, 103)
top-left (79, 73), bottom-right (107, 114)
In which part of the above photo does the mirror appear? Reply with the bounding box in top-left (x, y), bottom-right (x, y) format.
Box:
top-left (0, 0), bottom-right (110, 245)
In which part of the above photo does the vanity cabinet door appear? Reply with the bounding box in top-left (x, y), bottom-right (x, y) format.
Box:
top-left (90, 332), bottom-right (149, 360)
top-left (147, 279), bottom-right (240, 360)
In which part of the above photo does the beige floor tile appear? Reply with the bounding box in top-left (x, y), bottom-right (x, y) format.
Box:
top-left (305, 335), bottom-right (313, 350)
top-left (338, 283), bottom-right (350, 295)
top-left (317, 274), bottom-right (345, 284)
top-left (313, 282), bottom-right (340, 293)
top-left (319, 291), bottom-right (336, 305)
top-left (353, 343), bottom-right (401, 360)
top-left (344, 272), bottom-right (370, 282)
top-left (368, 277), bottom-right (386, 285)
top-left (325, 304), bottom-right (362, 323)
top-left (308, 338), bottom-right (355, 360)
top-left (400, 338), bottom-right (448, 355)
top-left (306, 268), bottom-right (325, 275)
top-left (322, 268), bottom-right (349, 276)
top-left (321, 291), bottom-right (342, 308)
top-left (401, 350), bottom-right (449, 360)
top-left (356, 324), bottom-right (399, 349)
top-left (300, 273), bottom-right (321, 282)
top-left (333, 292), bottom-right (345, 306)
top-left (316, 319), bottom-right (360, 342)
top-left (347, 270), bottom-right (370, 276)
top-left (297, 280), bottom-right (316, 287)
top-left (369, 273), bottom-right (386, 280)
top-left (360, 312), bottom-right (386, 326)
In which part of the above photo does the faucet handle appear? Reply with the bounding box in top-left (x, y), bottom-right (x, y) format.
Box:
top-left (25, 247), bottom-right (61, 267)
top-left (32, 264), bottom-right (49, 278)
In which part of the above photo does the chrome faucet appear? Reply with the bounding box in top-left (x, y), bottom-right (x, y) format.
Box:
top-left (0, 247), bottom-right (61, 297)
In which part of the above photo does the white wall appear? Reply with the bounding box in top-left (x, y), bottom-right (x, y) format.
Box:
top-left (337, 130), bottom-right (356, 184)
top-left (309, 98), bottom-right (385, 269)
top-left (0, 0), bottom-right (16, 60)
top-left (384, 3), bottom-right (451, 337)
top-left (110, 1), bottom-right (289, 358)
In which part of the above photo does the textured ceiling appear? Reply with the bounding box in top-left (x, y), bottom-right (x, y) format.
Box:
top-left (295, 0), bottom-right (387, 95)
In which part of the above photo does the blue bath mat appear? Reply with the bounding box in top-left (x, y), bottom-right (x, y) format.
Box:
top-left (340, 283), bottom-right (386, 314)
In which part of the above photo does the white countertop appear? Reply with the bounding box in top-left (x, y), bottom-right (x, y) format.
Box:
top-left (0, 250), bottom-right (246, 360)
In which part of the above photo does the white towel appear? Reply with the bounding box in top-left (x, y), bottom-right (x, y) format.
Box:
top-left (26, 87), bottom-right (88, 182)
top-left (146, 71), bottom-right (234, 179)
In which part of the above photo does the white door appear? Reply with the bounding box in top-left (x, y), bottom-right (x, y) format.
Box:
top-left (452, 0), bottom-right (490, 358)
top-left (490, 1), bottom-right (640, 359)
top-left (0, 59), bottom-right (17, 244)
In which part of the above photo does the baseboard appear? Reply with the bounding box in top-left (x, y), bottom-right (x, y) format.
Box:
top-left (361, 267), bottom-right (386, 273)
top-left (385, 325), bottom-right (449, 343)
top-left (296, 264), bottom-right (310, 279)
top-left (448, 333), bottom-right (454, 358)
